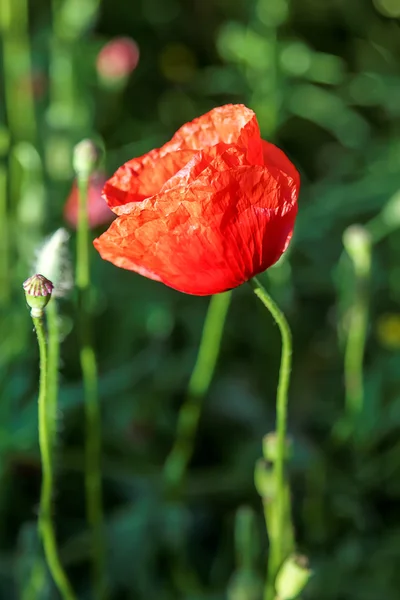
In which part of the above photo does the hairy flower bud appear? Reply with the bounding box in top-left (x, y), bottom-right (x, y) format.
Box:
top-left (23, 274), bottom-right (53, 317)
top-left (34, 228), bottom-right (73, 298)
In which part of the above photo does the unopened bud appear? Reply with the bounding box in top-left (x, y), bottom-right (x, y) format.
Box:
top-left (96, 37), bottom-right (140, 86)
top-left (275, 554), bottom-right (312, 600)
top-left (343, 225), bottom-right (372, 277)
top-left (262, 433), bottom-right (292, 463)
top-left (254, 458), bottom-right (275, 498)
top-left (72, 139), bottom-right (101, 177)
top-left (23, 274), bottom-right (53, 317)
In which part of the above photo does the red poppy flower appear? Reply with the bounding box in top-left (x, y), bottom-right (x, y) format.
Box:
top-left (94, 104), bottom-right (300, 295)
top-left (64, 172), bottom-right (114, 229)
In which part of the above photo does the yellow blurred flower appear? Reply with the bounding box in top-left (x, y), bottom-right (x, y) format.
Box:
top-left (376, 313), bottom-right (400, 349)
top-left (159, 43), bottom-right (196, 83)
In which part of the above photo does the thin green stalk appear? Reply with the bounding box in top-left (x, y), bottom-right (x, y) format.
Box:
top-left (341, 226), bottom-right (372, 435)
top-left (32, 315), bottom-right (75, 600)
top-left (344, 291), bottom-right (369, 419)
top-left (76, 176), bottom-right (90, 289)
top-left (22, 561), bottom-right (46, 600)
top-left (249, 277), bottom-right (292, 600)
top-left (163, 291), bottom-right (232, 494)
top-left (76, 175), bottom-right (106, 600)
top-left (50, 0), bottom-right (75, 110)
top-left (0, 165), bottom-right (9, 305)
top-left (0, 0), bottom-right (37, 143)
top-left (24, 298), bottom-right (60, 598)
top-left (46, 298), bottom-right (60, 446)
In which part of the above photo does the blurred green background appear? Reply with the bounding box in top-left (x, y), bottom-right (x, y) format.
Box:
top-left (1, 0), bottom-right (400, 598)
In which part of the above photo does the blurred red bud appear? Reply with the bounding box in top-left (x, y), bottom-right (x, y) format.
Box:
top-left (96, 37), bottom-right (140, 82)
top-left (64, 172), bottom-right (114, 229)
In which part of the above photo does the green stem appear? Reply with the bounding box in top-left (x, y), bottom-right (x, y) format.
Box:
top-left (46, 298), bottom-right (60, 447)
top-left (0, 164), bottom-right (9, 305)
top-left (76, 175), bottom-right (106, 600)
top-left (76, 176), bottom-right (90, 290)
top-left (0, 0), bottom-right (37, 143)
top-left (50, 0), bottom-right (75, 111)
top-left (24, 299), bottom-right (60, 597)
top-left (344, 289), bottom-right (369, 420)
top-left (163, 291), bottom-right (232, 495)
top-left (249, 277), bottom-right (292, 600)
top-left (22, 561), bottom-right (46, 600)
top-left (32, 315), bottom-right (76, 600)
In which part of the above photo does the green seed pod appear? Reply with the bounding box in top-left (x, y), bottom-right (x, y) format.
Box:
top-left (23, 274), bottom-right (54, 317)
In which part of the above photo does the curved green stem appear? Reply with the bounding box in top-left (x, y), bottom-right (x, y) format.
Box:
top-left (163, 291), bottom-right (232, 495)
top-left (76, 175), bottom-right (106, 600)
top-left (249, 276), bottom-right (292, 600)
top-left (46, 298), bottom-right (60, 447)
top-left (32, 315), bottom-right (76, 600)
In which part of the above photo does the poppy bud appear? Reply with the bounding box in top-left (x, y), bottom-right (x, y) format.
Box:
top-left (342, 225), bottom-right (372, 278)
top-left (262, 433), bottom-right (292, 463)
top-left (96, 37), bottom-right (139, 86)
top-left (254, 458), bottom-right (276, 498)
top-left (23, 274), bottom-right (54, 318)
top-left (72, 139), bottom-right (101, 178)
top-left (275, 554), bottom-right (312, 600)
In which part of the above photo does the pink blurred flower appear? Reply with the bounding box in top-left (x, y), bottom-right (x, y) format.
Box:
top-left (96, 37), bottom-right (140, 83)
top-left (64, 172), bottom-right (114, 229)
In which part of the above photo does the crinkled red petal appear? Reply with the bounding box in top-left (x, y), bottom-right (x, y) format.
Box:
top-left (94, 162), bottom-right (298, 295)
top-left (102, 104), bottom-right (264, 213)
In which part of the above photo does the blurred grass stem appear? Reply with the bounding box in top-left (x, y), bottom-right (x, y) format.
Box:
top-left (32, 315), bottom-right (76, 600)
top-left (341, 226), bottom-right (372, 432)
top-left (76, 175), bottom-right (106, 600)
top-left (0, 0), bottom-right (37, 142)
top-left (0, 165), bottom-right (9, 304)
top-left (249, 277), bottom-right (292, 600)
top-left (163, 291), bottom-right (232, 495)
top-left (343, 277), bottom-right (370, 422)
top-left (344, 301), bottom-right (369, 418)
